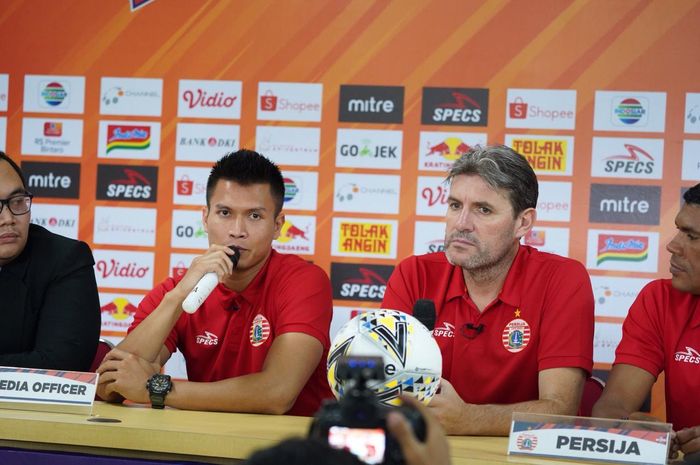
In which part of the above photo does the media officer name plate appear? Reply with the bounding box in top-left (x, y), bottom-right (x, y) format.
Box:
top-left (508, 412), bottom-right (671, 465)
top-left (0, 366), bottom-right (98, 415)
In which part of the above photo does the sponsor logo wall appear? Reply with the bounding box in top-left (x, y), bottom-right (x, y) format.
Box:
top-left (4, 5), bottom-right (697, 422)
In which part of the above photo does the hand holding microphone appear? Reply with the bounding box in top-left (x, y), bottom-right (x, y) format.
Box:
top-left (182, 246), bottom-right (240, 314)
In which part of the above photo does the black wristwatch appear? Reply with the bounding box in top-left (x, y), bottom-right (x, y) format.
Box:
top-left (146, 374), bottom-right (172, 409)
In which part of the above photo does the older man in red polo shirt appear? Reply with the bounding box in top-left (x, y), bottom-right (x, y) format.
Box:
top-left (382, 144), bottom-right (594, 436)
top-left (594, 183), bottom-right (700, 458)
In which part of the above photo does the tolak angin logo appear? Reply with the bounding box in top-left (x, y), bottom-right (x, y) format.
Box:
top-left (178, 80), bottom-right (242, 119)
top-left (338, 85), bottom-right (404, 124)
top-left (331, 263), bottom-right (394, 302)
top-left (331, 218), bottom-right (398, 259)
top-left (505, 135), bottom-right (574, 176)
top-left (257, 82), bottom-right (322, 122)
top-left (421, 87), bottom-right (488, 126)
top-left (96, 165), bottom-right (158, 202)
top-left (505, 89), bottom-right (576, 130)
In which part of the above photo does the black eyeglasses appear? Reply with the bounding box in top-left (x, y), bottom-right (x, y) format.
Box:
top-left (0, 194), bottom-right (34, 215)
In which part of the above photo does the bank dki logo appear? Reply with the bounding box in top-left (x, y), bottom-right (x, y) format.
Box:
top-left (589, 184), bottom-right (660, 225)
top-left (96, 165), bottom-right (158, 202)
top-left (22, 161), bottom-right (80, 199)
top-left (338, 85), bottom-right (404, 124)
top-left (421, 87), bottom-right (489, 126)
top-left (331, 263), bottom-right (394, 302)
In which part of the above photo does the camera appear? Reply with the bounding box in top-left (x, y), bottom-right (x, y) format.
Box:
top-left (309, 356), bottom-right (426, 465)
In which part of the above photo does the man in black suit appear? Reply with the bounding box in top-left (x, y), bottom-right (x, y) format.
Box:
top-left (0, 151), bottom-right (100, 371)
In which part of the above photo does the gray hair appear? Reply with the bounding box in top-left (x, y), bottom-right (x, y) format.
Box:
top-left (446, 144), bottom-right (538, 215)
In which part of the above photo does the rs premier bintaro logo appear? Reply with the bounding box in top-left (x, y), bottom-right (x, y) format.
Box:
top-left (597, 234), bottom-right (649, 265)
top-left (106, 125), bottom-right (151, 153)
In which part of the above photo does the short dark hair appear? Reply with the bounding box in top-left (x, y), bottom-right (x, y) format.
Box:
top-left (446, 144), bottom-right (538, 216)
top-left (206, 149), bottom-right (285, 214)
top-left (0, 151), bottom-right (27, 190)
top-left (684, 183), bottom-right (700, 206)
top-left (243, 438), bottom-right (364, 465)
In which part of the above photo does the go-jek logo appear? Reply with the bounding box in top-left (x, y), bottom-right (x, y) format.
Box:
top-left (106, 125), bottom-right (151, 153)
top-left (614, 98), bottom-right (646, 125)
top-left (596, 234), bottom-right (649, 266)
top-left (426, 137), bottom-right (472, 161)
top-left (42, 82), bottom-right (67, 106)
top-left (277, 220), bottom-right (310, 243)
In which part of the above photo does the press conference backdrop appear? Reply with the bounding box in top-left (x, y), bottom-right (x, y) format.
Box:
top-left (2, 0), bottom-right (700, 420)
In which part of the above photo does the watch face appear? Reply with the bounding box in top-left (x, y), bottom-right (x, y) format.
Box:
top-left (149, 375), bottom-right (171, 394)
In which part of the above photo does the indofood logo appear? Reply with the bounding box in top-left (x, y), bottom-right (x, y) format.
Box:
top-left (596, 234), bottom-right (649, 266)
top-left (106, 125), bottom-right (151, 153)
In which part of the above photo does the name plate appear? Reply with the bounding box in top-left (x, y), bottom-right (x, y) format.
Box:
top-left (0, 366), bottom-right (98, 415)
top-left (508, 412), bottom-right (671, 465)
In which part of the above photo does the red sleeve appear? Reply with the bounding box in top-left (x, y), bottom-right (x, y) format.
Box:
top-left (128, 277), bottom-right (180, 354)
top-left (273, 263), bottom-right (333, 347)
top-left (538, 259), bottom-right (594, 375)
top-left (381, 257), bottom-right (417, 314)
top-left (614, 280), bottom-right (665, 377)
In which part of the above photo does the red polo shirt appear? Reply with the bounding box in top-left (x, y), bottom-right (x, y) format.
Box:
top-left (130, 250), bottom-right (334, 416)
top-left (382, 245), bottom-right (594, 405)
top-left (615, 279), bottom-right (700, 430)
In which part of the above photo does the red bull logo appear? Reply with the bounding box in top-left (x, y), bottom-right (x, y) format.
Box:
top-left (426, 137), bottom-right (472, 161)
top-left (100, 297), bottom-right (138, 335)
top-left (274, 219), bottom-right (313, 254)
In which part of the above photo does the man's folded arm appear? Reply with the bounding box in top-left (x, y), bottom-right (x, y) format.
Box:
top-left (164, 332), bottom-right (323, 414)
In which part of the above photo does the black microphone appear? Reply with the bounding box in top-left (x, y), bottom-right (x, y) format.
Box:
top-left (413, 299), bottom-right (436, 331)
top-left (462, 323), bottom-right (484, 339)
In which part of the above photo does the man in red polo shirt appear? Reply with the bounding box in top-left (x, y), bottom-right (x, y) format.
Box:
top-left (97, 150), bottom-right (333, 416)
top-left (382, 145), bottom-right (594, 436)
top-left (593, 184), bottom-right (700, 457)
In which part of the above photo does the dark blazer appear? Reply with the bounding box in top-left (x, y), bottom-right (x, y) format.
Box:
top-left (0, 224), bottom-right (101, 371)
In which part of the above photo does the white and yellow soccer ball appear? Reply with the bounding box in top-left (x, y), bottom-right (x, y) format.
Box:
top-left (327, 309), bottom-right (442, 406)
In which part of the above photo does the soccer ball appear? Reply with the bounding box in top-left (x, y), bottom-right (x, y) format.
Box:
top-left (327, 309), bottom-right (442, 406)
